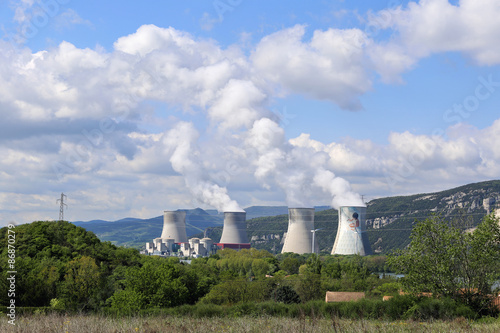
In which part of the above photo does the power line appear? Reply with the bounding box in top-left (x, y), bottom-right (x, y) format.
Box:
top-left (57, 193), bottom-right (67, 221)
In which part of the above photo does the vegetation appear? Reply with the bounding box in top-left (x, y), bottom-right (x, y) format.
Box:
top-left (3, 313), bottom-right (500, 333)
top-left (387, 213), bottom-right (500, 316)
top-left (0, 221), bottom-right (396, 314)
top-left (1, 213), bottom-right (499, 324)
top-left (71, 180), bottom-right (500, 255)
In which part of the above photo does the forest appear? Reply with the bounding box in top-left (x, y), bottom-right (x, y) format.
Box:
top-left (1, 219), bottom-right (499, 321)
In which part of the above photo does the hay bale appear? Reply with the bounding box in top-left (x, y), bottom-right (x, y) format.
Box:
top-left (325, 292), bottom-right (365, 303)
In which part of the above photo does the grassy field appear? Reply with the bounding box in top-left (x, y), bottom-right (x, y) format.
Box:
top-left (2, 314), bottom-right (500, 333)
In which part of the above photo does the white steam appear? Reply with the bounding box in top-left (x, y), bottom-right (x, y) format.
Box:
top-left (313, 169), bottom-right (365, 208)
top-left (246, 118), bottom-right (364, 209)
top-left (164, 121), bottom-right (244, 212)
top-left (110, 25), bottom-right (364, 211)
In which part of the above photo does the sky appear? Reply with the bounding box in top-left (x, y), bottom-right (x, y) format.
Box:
top-left (1, 0), bottom-right (500, 225)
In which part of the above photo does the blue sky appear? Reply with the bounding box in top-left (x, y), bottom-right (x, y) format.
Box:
top-left (1, 0), bottom-right (500, 224)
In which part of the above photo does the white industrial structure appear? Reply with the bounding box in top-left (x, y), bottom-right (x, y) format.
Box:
top-left (178, 237), bottom-right (214, 257)
top-left (331, 206), bottom-right (372, 255)
top-left (219, 212), bottom-right (249, 245)
top-left (281, 208), bottom-right (315, 254)
top-left (144, 210), bottom-right (214, 257)
top-left (161, 210), bottom-right (188, 242)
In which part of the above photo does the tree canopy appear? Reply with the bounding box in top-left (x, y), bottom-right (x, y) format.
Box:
top-left (387, 213), bottom-right (500, 316)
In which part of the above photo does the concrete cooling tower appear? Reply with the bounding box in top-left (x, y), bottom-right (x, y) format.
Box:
top-left (331, 206), bottom-right (372, 255)
top-left (161, 210), bottom-right (188, 243)
top-left (219, 212), bottom-right (248, 244)
top-left (281, 208), bottom-right (314, 254)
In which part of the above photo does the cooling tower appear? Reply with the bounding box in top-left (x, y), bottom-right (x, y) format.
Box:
top-left (219, 212), bottom-right (248, 244)
top-left (161, 210), bottom-right (188, 243)
top-left (281, 208), bottom-right (314, 254)
top-left (331, 206), bottom-right (372, 255)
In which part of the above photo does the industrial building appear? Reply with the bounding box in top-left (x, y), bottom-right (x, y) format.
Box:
top-left (219, 211), bottom-right (249, 244)
top-left (331, 206), bottom-right (372, 255)
top-left (281, 208), bottom-right (315, 254)
top-left (144, 210), bottom-right (215, 257)
top-left (216, 211), bottom-right (251, 250)
top-left (161, 210), bottom-right (188, 242)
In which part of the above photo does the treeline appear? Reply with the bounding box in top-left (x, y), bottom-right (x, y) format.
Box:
top-left (1, 219), bottom-right (497, 320)
top-left (0, 221), bottom-right (395, 312)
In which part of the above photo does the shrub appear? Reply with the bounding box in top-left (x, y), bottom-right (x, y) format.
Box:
top-left (275, 285), bottom-right (300, 304)
top-left (192, 303), bottom-right (225, 318)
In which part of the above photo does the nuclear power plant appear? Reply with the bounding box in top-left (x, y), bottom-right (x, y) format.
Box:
top-left (161, 210), bottom-right (188, 242)
top-left (144, 210), bottom-right (215, 257)
top-left (331, 206), bottom-right (372, 255)
top-left (217, 211), bottom-right (251, 250)
top-left (281, 208), bottom-right (315, 254)
top-left (143, 204), bottom-right (375, 257)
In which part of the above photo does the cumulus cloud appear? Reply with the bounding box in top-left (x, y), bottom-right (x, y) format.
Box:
top-left (290, 134), bottom-right (379, 175)
top-left (2, 7), bottom-right (500, 225)
top-left (252, 25), bottom-right (372, 110)
top-left (368, 0), bottom-right (500, 81)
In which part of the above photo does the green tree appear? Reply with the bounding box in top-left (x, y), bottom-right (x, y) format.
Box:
top-left (251, 259), bottom-right (270, 277)
top-left (274, 285), bottom-right (300, 304)
top-left (280, 257), bottom-right (300, 275)
top-left (387, 213), bottom-right (500, 316)
top-left (60, 256), bottom-right (101, 310)
top-left (294, 272), bottom-right (323, 302)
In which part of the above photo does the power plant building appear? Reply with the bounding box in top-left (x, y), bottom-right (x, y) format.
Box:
top-left (161, 210), bottom-right (188, 242)
top-left (331, 206), bottom-right (372, 256)
top-left (281, 208), bottom-right (315, 254)
top-left (217, 212), bottom-right (250, 249)
top-left (144, 210), bottom-right (214, 257)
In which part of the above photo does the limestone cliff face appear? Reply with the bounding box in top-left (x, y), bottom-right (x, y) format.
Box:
top-left (364, 180), bottom-right (500, 253)
top-left (367, 189), bottom-right (499, 230)
top-left (243, 180), bottom-right (500, 254)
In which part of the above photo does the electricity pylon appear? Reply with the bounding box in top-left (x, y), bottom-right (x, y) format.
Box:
top-left (57, 193), bottom-right (67, 221)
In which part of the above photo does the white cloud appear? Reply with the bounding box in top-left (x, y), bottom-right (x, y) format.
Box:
top-left (368, 0), bottom-right (500, 80)
top-left (199, 12), bottom-right (218, 31)
top-left (1, 16), bottom-right (500, 224)
top-left (54, 9), bottom-right (93, 31)
top-left (12, 0), bottom-right (36, 24)
top-left (252, 25), bottom-right (372, 110)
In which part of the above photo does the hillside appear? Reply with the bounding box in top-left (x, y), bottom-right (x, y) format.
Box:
top-left (73, 208), bottom-right (224, 248)
top-left (365, 179), bottom-right (500, 253)
top-left (208, 179), bottom-right (500, 254)
top-left (0, 220), bottom-right (143, 308)
top-left (73, 180), bottom-right (500, 253)
top-left (72, 206), bottom-right (330, 249)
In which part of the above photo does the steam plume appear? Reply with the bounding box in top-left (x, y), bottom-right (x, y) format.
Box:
top-left (164, 121), bottom-right (244, 212)
top-left (247, 118), bottom-right (364, 209)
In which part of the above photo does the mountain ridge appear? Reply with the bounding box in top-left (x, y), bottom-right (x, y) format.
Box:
top-left (73, 180), bottom-right (500, 253)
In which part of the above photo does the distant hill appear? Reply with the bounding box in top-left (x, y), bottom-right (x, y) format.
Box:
top-left (73, 208), bottom-right (224, 248)
top-left (207, 180), bottom-right (500, 254)
top-left (364, 179), bottom-right (500, 253)
top-left (73, 180), bottom-right (500, 253)
top-left (72, 206), bottom-right (329, 249)
top-left (244, 206), bottom-right (330, 220)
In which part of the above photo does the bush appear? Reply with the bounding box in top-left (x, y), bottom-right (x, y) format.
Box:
top-left (404, 297), bottom-right (477, 321)
top-left (256, 301), bottom-right (290, 317)
top-left (230, 302), bottom-right (260, 317)
top-left (192, 303), bottom-right (225, 318)
top-left (384, 295), bottom-right (417, 320)
top-left (275, 285), bottom-right (300, 304)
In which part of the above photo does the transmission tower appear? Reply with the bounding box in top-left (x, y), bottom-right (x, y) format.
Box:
top-left (57, 193), bottom-right (67, 221)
